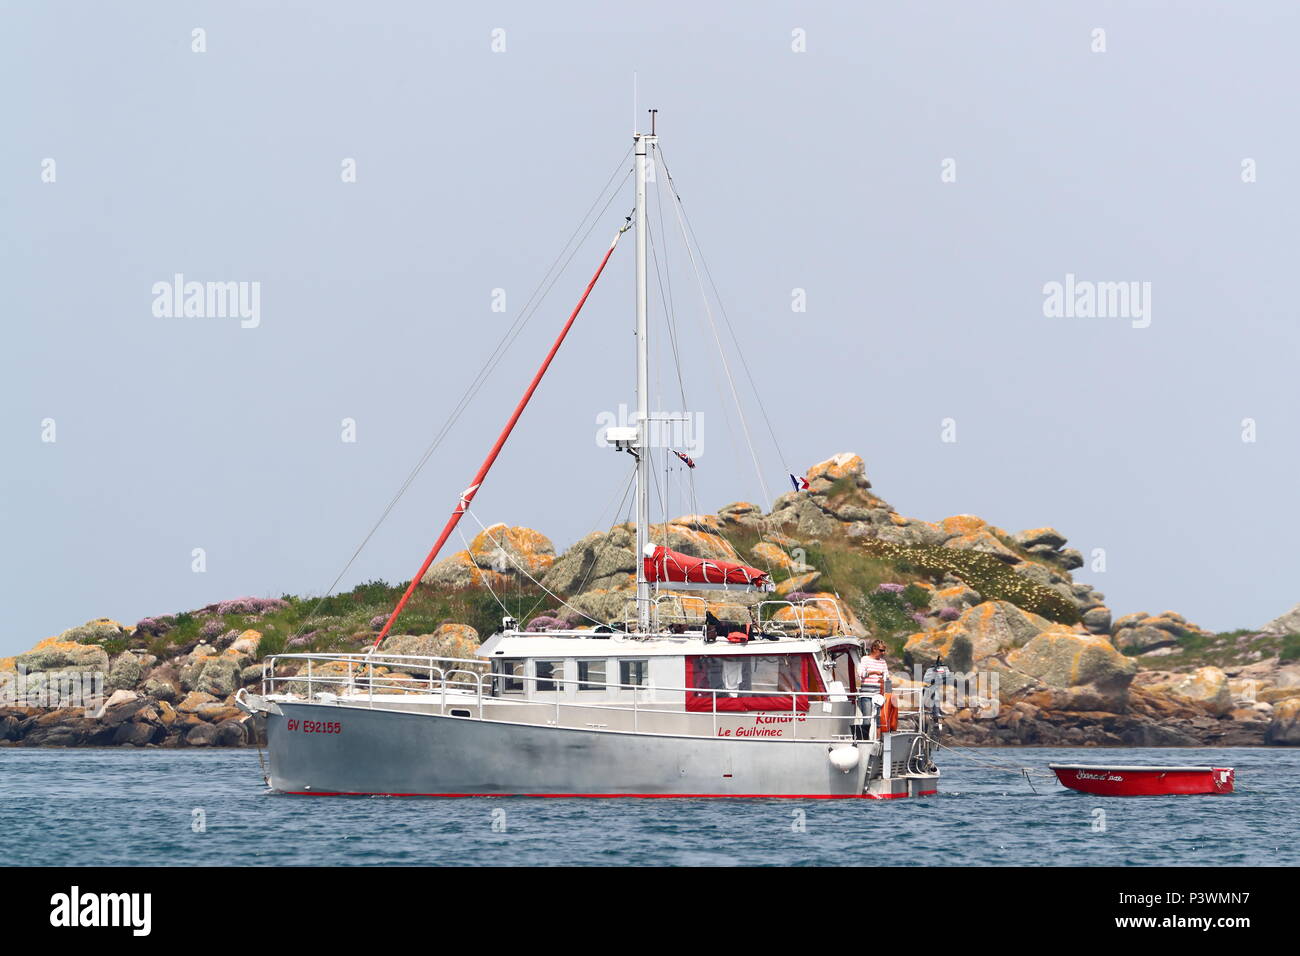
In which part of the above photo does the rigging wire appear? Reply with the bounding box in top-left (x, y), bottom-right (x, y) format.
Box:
top-left (290, 149), bottom-right (633, 637)
top-left (656, 145), bottom-right (792, 480)
top-left (650, 145), bottom-right (783, 600)
top-left (656, 146), bottom-right (853, 609)
top-left (648, 144), bottom-right (701, 522)
top-left (553, 464), bottom-right (640, 617)
top-left (644, 158), bottom-right (781, 589)
top-left (650, 155), bottom-right (749, 502)
top-left (926, 735), bottom-right (1057, 780)
top-left (516, 462), bottom-right (639, 625)
top-left (656, 148), bottom-right (772, 508)
top-left (460, 498), bottom-right (636, 631)
top-left (647, 189), bottom-right (701, 521)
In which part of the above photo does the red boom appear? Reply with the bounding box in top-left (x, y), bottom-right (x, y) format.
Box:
top-left (373, 226), bottom-right (628, 648)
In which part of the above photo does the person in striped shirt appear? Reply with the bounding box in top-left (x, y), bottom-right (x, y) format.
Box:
top-left (857, 639), bottom-right (890, 695)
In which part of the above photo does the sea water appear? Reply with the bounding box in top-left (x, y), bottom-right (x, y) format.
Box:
top-left (1, 746), bottom-right (1294, 866)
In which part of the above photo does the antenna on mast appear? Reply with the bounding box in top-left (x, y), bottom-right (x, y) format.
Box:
top-left (649, 108), bottom-right (658, 135)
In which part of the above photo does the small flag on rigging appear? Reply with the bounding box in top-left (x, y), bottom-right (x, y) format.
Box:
top-left (789, 474), bottom-right (809, 491)
top-left (673, 450), bottom-right (696, 469)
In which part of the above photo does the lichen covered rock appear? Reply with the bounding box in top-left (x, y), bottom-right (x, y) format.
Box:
top-left (903, 600), bottom-right (1048, 673)
top-left (228, 629), bottom-right (262, 656)
top-left (467, 523), bottom-right (556, 576)
top-left (1004, 628), bottom-right (1138, 712)
top-left (941, 527), bottom-right (1022, 564)
top-left (107, 652), bottom-right (156, 691)
top-left (1259, 602), bottom-right (1300, 637)
top-left (1266, 697), bottom-right (1300, 745)
top-left (1137, 666), bottom-right (1233, 716)
top-left (750, 542), bottom-right (810, 573)
top-left (423, 550), bottom-right (513, 590)
top-left (15, 641), bottom-right (111, 674)
top-left (192, 657), bottom-right (241, 698)
top-left (381, 623), bottom-right (480, 660)
top-left (806, 452), bottom-right (868, 489)
top-left (775, 571), bottom-right (821, 597)
top-left (1112, 611), bottom-right (1210, 655)
top-left (57, 618), bottom-right (131, 647)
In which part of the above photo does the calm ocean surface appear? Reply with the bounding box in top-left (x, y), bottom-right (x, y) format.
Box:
top-left (1, 746), bottom-right (1295, 866)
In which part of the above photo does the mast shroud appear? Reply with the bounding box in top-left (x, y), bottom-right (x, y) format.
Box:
top-left (372, 226), bottom-right (629, 648)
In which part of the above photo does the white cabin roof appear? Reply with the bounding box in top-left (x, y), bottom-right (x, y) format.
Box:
top-left (477, 630), bottom-right (861, 659)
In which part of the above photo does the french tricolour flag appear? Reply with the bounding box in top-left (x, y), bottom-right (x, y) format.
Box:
top-left (789, 474), bottom-right (809, 491)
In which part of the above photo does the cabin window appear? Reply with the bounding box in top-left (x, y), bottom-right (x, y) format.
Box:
top-left (619, 659), bottom-right (649, 688)
top-left (578, 659), bottom-right (607, 691)
top-left (494, 659), bottom-right (525, 694)
top-left (535, 660), bottom-right (563, 693)
top-left (829, 647), bottom-right (859, 693)
top-left (684, 654), bottom-right (825, 713)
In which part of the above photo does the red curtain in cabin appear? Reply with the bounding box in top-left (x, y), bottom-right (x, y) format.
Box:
top-left (684, 654), bottom-right (825, 713)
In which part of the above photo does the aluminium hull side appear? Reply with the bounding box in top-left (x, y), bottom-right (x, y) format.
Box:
top-left (264, 699), bottom-right (935, 797)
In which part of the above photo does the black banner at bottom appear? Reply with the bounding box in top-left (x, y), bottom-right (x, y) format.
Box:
top-left (10, 865), bottom-right (1282, 942)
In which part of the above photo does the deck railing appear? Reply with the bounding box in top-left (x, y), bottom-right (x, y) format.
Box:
top-left (756, 598), bottom-right (850, 638)
top-left (259, 651), bottom-right (934, 743)
top-left (620, 594), bottom-right (754, 634)
top-left (611, 594), bottom-right (851, 640)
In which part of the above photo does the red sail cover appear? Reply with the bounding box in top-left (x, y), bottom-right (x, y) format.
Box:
top-left (643, 545), bottom-right (773, 591)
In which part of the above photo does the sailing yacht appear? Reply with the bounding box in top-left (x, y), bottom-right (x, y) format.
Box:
top-left (237, 120), bottom-right (942, 798)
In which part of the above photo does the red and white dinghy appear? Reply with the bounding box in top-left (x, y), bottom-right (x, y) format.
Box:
top-left (1049, 764), bottom-right (1234, 796)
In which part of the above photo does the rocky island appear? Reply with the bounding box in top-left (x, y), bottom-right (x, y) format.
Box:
top-left (3, 453), bottom-right (1297, 749)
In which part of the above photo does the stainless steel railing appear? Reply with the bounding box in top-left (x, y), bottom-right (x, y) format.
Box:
top-left (756, 598), bottom-right (850, 638)
top-left (260, 652), bottom-right (935, 743)
top-left (613, 595), bottom-right (851, 639)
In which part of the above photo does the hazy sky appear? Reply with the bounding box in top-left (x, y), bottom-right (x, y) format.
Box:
top-left (4, 1), bottom-right (1297, 655)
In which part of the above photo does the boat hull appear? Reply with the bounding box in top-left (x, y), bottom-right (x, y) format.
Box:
top-left (1049, 764), bottom-right (1234, 796)
top-left (263, 700), bottom-right (938, 798)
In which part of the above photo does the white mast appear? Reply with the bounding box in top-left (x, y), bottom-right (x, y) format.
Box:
top-left (634, 121), bottom-right (656, 633)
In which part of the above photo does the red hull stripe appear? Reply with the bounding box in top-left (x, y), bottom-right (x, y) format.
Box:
top-left (865, 790), bottom-right (939, 799)
top-left (281, 790), bottom-right (939, 799)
